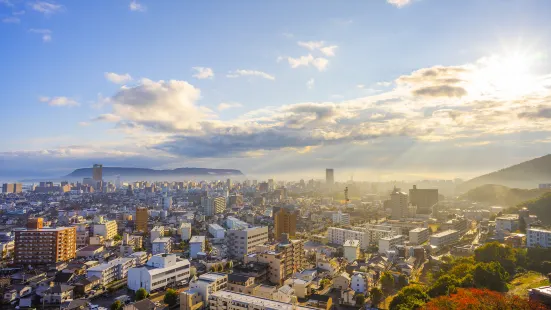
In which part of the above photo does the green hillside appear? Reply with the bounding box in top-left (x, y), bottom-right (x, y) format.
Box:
top-left (515, 192), bottom-right (551, 226)
top-left (461, 184), bottom-right (551, 206)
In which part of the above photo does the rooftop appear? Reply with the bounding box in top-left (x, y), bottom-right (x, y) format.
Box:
top-left (210, 290), bottom-right (317, 310)
top-left (190, 236), bottom-right (206, 243)
top-left (343, 240), bottom-right (360, 247)
top-left (432, 229), bottom-right (458, 237)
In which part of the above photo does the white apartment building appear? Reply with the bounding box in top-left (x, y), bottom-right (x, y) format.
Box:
top-left (208, 224), bottom-right (226, 239)
top-left (93, 220), bottom-right (118, 240)
top-left (227, 226), bottom-right (269, 259)
top-left (152, 237), bottom-right (172, 255)
top-left (128, 251), bottom-right (149, 266)
top-left (430, 229), bottom-right (459, 248)
top-left (190, 236), bottom-right (206, 259)
top-left (150, 226), bottom-right (165, 243)
top-left (343, 240), bottom-right (360, 262)
top-left (527, 227), bottom-right (551, 248)
top-left (390, 188), bottom-right (409, 219)
top-left (327, 227), bottom-right (369, 250)
top-left (379, 235), bottom-right (405, 254)
top-left (179, 223), bottom-right (191, 241)
top-left (207, 290), bottom-right (316, 310)
top-left (189, 273), bottom-right (228, 304)
top-left (409, 227), bottom-right (430, 245)
top-left (226, 216), bottom-right (249, 230)
top-left (127, 254), bottom-right (191, 293)
top-left (332, 211), bottom-right (351, 226)
top-left (351, 272), bottom-right (370, 294)
top-left (495, 215), bottom-right (519, 238)
top-left (87, 257), bottom-right (135, 286)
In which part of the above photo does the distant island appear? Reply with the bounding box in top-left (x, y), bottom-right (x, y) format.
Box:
top-left (66, 167), bottom-right (244, 178)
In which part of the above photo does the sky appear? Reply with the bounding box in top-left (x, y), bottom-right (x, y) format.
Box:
top-left (2, 0), bottom-right (551, 182)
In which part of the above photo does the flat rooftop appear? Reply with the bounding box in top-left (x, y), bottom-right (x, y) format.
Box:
top-left (211, 290), bottom-right (317, 310)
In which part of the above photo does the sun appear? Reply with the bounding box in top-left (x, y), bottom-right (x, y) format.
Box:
top-left (469, 52), bottom-right (537, 98)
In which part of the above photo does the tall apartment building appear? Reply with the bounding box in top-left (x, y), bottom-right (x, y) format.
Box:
top-left (202, 197), bottom-right (226, 216)
top-left (227, 226), bottom-right (269, 259)
top-left (390, 188), bottom-right (409, 219)
top-left (409, 185), bottom-right (438, 214)
top-left (14, 226), bottom-right (77, 264)
top-left (92, 164), bottom-right (103, 181)
top-left (2, 183), bottom-right (22, 194)
top-left (245, 236), bottom-right (305, 285)
top-left (326, 169), bottom-right (334, 186)
top-left (27, 217), bottom-right (44, 229)
top-left (274, 206), bottom-right (297, 241)
top-left (93, 220), bottom-right (118, 240)
top-left (135, 207), bottom-right (148, 233)
top-left (527, 227), bottom-right (551, 248)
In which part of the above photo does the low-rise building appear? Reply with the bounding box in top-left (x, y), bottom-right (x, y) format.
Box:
top-left (42, 284), bottom-right (74, 304)
top-left (351, 272), bottom-right (370, 294)
top-left (127, 254), bottom-right (190, 293)
top-left (207, 291), bottom-right (318, 310)
top-left (430, 229), bottom-right (459, 248)
top-left (179, 223), bottom-right (192, 241)
top-left (208, 224), bottom-right (225, 239)
top-left (378, 235), bottom-right (404, 254)
top-left (495, 214), bottom-right (519, 239)
top-left (409, 227), bottom-right (429, 245)
top-left (189, 236), bottom-right (206, 259)
top-left (152, 237), bottom-right (172, 255)
top-left (343, 240), bottom-right (360, 262)
top-left (86, 257), bottom-right (135, 286)
top-left (227, 226), bottom-right (269, 259)
top-left (150, 226), bottom-right (165, 243)
top-left (189, 273), bottom-right (228, 305)
top-left (527, 227), bottom-right (551, 248)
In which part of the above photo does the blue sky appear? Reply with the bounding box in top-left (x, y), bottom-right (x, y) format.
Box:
top-left (2, 0), bottom-right (551, 181)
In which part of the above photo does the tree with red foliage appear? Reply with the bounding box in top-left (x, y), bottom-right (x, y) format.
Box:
top-left (423, 288), bottom-right (546, 310)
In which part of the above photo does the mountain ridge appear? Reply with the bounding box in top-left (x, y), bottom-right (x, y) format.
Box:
top-left (460, 154), bottom-right (551, 191)
top-left (66, 167), bottom-right (244, 178)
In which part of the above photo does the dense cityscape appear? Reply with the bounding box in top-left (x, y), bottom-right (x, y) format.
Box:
top-left (0, 162), bottom-right (550, 310)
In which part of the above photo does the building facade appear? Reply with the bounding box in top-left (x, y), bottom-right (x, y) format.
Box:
top-left (227, 227), bottom-right (269, 259)
top-left (135, 207), bottom-right (149, 233)
top-left (527, 228), bottom-right (551, 248)
top-left (127, 254), bottom-right (190, 293)
top-left (274, 207), bottom-right (297, 241)
top-left (14, 226), bottom-right (77, 265)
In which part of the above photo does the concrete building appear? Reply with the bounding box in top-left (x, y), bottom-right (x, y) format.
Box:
top-left (92, 164), bottom-right (103, 181)
top-left (227, 226), bottom-right (269, 259)
top-left (390, 188), bottom-right (409, 219)
top-left (378, 235), bottom-right (405, 254)
top-left (409, 185), bottom-right (438, 215)
top-left (430, 229), bottom-right (459, 248)
top-left (152, 237), bottom-right (172, 255)
top-left (496, 214), bottom-right (519, 239)
top-left (226, 216), bottom-right (249, 230)
top-left (343, 240), bottom-right (360, 262)
top-left (274, 206), bottom-right (297, 241)
top-left (527, 227), bottom-right (551, 248)
top-left (207, 291), bottom-right (318, 310)
top-left (135, 207), bottom-right (148, 233)
top-left (331, 211), bottom-right (351, 226)
top-left (326, 168), bottom-right (334, 186)
top-left (229, 194), bottom-right (244, 207)
top-left (162, 195), bottom-right (172, 210)
top-left (208, 224), bottom-right (225, 239)
top-left (179, 223), bottom-right (192, 241)
top-left (202, 196), bottom-right (226, 216)
top-left (127, 254), bottom-right (190, 293)
top-left (87, 257), bottom-right (135, 286)
top-left (2, 183), bottom-right (22, 194)
top-left (351, 272), bottom-right (370, 294)
top-left (14, 226), bottom-right (77, 265)
top-left (189, 236), bottom-right (206, 259)
top-left (150, 226), bottom-right (165, 242)
top-left (189, 273), bottom-right (228, 305)
top-left (409, 227), bottom-right (430, 245)
top-left (93, 220), bottom-right (118, 240)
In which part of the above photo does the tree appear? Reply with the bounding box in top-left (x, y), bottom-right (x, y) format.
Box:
top-left (424, 288), bottom-right (547, 310)
top-left (110, 300), bottom-right (123, 310)
top-left (135, 288), bottom-right (148, 301)
top-left (164, 288), bottom-right (178, 306)
top-left (397, 274), bottom-right (408, 288)
top-left (428, 275), bottom-right (460, 298)
top-left (225, 261), bottom-right (233, 270)
top-left (473, 262), bottom-right (509, 292)
top-left (381, 271), bottom-right (394, 294)
top-left (369, 287), bottom-right (383, 307)
top-left (389, 285), bottom-right (429, 310)
top-left (355, 293), bottom-right (366, 306)
top-left (542, 261), bottom-right (551, 274)
top-left (113, 234), bottom-right (122, 242)
top-left (474, 242), bottom-right (516, 274)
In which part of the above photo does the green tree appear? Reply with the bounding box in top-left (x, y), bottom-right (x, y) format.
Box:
top-left (389, 285), bottom-right (429, 310)
top-left (381, 271), bottom-right (394, 294)
top-left (542, 261), bottom-right (551, 274)
top-left (428, 275), bottom-right (460, 298)
top-left (397, 274), bottom-right (408, 288)
top-left (164, 288), bottom-right (179, 306)
top-left (113, 234), bottom-right (122, 242)
top-left (474, 242), bottom-right (516, 274)
top-left (355, 293), bottom-right (366, 306)
top-left (473, 262), bottom-right (509, 292)
top-left (135, 288), bottom-right (148, 301)
top-left (369, 287), bottom-right (383, 307)
top-left (110, 300), bottom-right (123, 310)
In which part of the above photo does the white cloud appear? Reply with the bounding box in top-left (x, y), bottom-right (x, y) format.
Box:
top-left (104, 72), bottom-right (133, 84)
top-left (2, 17), bottom-right (19, 23)
top-left (297, 41), bottom-right (325, 51)
top-left (92, 113), bottom-right (121, 122)
top-left (39, 96), bottom-right (79, 107)
top-left (387, 0), bottom-right (412, 8)
top-left (306, 78), bottom-right (315, 89)
top-left (192, 67), bottom-right (214, 79)
top-left (287, 54), bottom-right (329, 71)
top-left (129, 0), bottom-right (146, 12)
top-left (29, 1), bottom-right (64, 15)
top-left (357, 84), bottom-right (365, 89)
top-left (29, 28), bottom-right (52, 42)
top-left (319, 45), bottom-right (338, 57)
top-left (226, 70), bottom-right (275, 80)
top-left (13, 10), bottom-right (25, 15)
top-left (218, 102), bottom-right (243, 111)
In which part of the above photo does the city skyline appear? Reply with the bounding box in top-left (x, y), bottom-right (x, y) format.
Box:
top-left (2, 0), bottom-right (551, 181)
